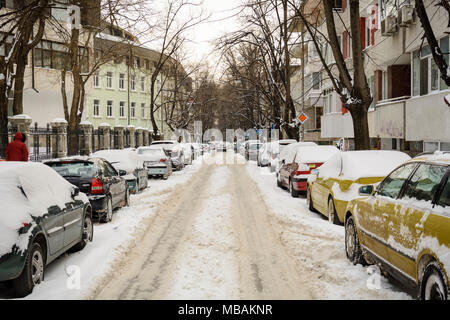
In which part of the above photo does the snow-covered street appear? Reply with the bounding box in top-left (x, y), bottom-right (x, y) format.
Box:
top-left (24, 151), bottom-right (408, 301)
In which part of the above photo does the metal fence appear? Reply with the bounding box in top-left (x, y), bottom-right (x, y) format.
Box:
top-left (30, 123), bottom-right (53, 162)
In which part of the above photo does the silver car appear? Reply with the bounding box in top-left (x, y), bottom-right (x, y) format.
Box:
top-left (138, 146), bottom-right (173, 180)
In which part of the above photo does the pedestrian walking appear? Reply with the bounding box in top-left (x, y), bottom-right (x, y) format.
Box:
top-left (5, 132), bottom-right (29, 162)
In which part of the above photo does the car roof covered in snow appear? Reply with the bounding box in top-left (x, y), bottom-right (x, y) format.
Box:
top-left (318, 150), bottom-right (411, 180)
top-left (411, 151), bottom-right (450, 165)
top-left (92, 149), bottom-right (143, 172)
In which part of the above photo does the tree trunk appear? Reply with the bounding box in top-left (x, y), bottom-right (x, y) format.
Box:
top-left (150, 76), bottom-right (160, 139)
top-left (12, 54), bottom-right (28, 115)
top-left (350, 105), bottom-right (370, 150)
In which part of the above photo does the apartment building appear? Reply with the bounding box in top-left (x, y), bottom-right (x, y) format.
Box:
top-left (291, 0), bottom-right (450, 154)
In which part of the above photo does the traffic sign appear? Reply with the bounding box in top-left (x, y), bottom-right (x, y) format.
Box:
top-left (296, 112), bottom-right (308, 124)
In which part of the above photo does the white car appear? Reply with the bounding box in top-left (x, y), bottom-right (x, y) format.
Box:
top-left (257, 142), bottom-right (272, 167)
top-left (275, 141), bottom-right (317, 176)
top-left (269, 140), bottom-right (301, 172)
top-left (137, 146), bottom-right (172, 180)
top-left (181, 143), bottom-right (193, 165)
top-left (151, 140), bottom-right (185, 171)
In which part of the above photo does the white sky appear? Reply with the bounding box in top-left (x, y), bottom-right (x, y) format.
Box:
top-left (183, 0), bottom-right (243, 66)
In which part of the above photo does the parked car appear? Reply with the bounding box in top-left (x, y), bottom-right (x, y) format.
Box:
top-left (268, 139), bottom-right (298, 172)
top-left (278, 146), bottom-right (340, 197)
top-left (138, 146), bottom-right (173, 179)
top-left (257, 142), bottom-right (272, 167)
top-left (92, 149), bottom-right (148, 194)
top-left (151, 140), bottom-right (185, 171)
top-left (181, 143), bottom-right (193, 165)
top-left (306, 150), bottom-right (411, 225)
top-left (344, 152), bottom-right (450, 300)
top-left (275, 142), bottom-right (317, 180)
top-left (45, 157), bottom-right (129, 223)
top-left (246, 142), bottom-right (263, 161)
top-left (0, 162), bottom-right (93, 297)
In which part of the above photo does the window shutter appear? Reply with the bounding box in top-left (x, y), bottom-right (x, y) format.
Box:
top-left (360, 17), bottom-right (366, 49)
top-left (371, 4), bottom-right (378, 46)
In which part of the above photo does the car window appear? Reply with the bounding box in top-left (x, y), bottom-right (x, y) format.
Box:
top-left (377, 163), bottom-right (417, 199)
top-left (403, 164), bottom-right (447, 202)
top-left (47, 161), bottom-right (96, 177)
top-left (438, 176), bottom-right (450, 208)
top-left (105, 161), bottom-right (119, 176)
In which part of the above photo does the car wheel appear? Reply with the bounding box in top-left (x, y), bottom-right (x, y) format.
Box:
top-left (72, 214), bottom-right (94, 252)
top-left (101, 197), bottom-right (113, 223)
top-left (277, 175), bottom-right (282, 188)
top-left (163, 173), bottom-right (169, 180)
top-left (345, 215), bottom-right (366, 265)
top-left (420, 261), bottom-right (449, 300)
top-left (328, 197), bottom-right (340, 225)
top-left (307, 186), bottom-right (316, 212)
top-left (12, 242), bottom-right (44, 298)
top-left (290, 180), bottom-right (300, 198)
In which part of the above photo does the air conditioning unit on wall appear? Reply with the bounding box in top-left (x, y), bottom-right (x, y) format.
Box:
top-left (381, 14), bottom-right (398, 36)
top-left (399, 5), bottom-right (414, 26)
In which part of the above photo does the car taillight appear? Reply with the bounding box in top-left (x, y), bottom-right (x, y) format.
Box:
top-left (91, 178), bottom-right (104, 194)
top-left (160, 158), bottom-right (167, 163)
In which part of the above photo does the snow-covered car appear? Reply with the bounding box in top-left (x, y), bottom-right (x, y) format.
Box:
top-left (0, 162), bottom-right (93, 297)
top-left (246, 142), bottom-right (263, 161)
top-left (138, 146), bottom-right (173, 179)
top-left (268, 140), bottom-right (299, 172)
top-left (46, 158), bottom-right (130, 223)
top-left (92, 149), bottom-right (148, 194)
top-left (181, 143), bottom-right (193, 165)
top-left (189, 143), bottom-right (202, 159)
top-left (344, 152), bottom-right (450, 300)
top-left (257, 142), bottom-right (271, 167)
top-left (306, 150), bottom-right (411, 225)
top-left (278, 145), bottom-right (340, 197)
top-left (275, 141), bottom-right (317, 178)
top-left (151, 140), bottom-right (185, 171)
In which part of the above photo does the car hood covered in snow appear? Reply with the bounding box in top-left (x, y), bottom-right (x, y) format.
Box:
top-left (0, 162), bottom-right (88, 257)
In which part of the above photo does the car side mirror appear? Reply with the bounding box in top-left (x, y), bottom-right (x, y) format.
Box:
top-left (71, 186), bottom-right (80, 198)
top-left (359, 185), bottom-right (374, 196)
top-left (118, 170), bottom-right (127, 176)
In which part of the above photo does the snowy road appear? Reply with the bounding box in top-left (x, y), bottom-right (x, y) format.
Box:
top-left (89, 152), bottom-right (413, 300)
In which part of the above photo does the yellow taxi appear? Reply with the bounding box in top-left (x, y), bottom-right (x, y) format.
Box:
top-left (306, 151), bottom-right (411, 224)
top-left (344, 152), bottom-right (450, 299)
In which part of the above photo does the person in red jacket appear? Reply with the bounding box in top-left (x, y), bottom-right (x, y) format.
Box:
top-left (5, 132), bottom-right (29, 162)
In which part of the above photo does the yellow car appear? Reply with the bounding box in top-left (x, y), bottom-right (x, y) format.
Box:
top-left (307, 151), bottom-right (411, 224)
top-left (344, 152), bottom-right (450, 300)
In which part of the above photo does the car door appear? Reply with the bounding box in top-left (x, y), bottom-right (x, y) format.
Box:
top-left (357, 163), bottom-right (418, 263)
top-left (63, 190), bottom-right (85, 248)
top-left (104, 161), bottom-right (126, 208)
top-left (386, 163), bottom-right (448, 279)
top-left (41, 205), bottom-right (65, 255)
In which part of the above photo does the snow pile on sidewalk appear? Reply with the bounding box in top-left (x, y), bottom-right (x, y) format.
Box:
top-left (11, 157), bottom-right (206, 300)
top-left (246, 163), bottom-right (411, 300)
top-left (165, 166), bottom-right (241, 299)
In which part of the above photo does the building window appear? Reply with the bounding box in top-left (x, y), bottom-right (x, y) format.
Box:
top-left (382, 71), bottom-right (388, 100)
top-left (131, 75), bottom-right (136, 91)
top-left (134, 57), bottom-right (140, 68)
top-left (106, 72), bottom-right (113, 89)
top-left (33, 40), bottom-right (70, 70)
top-left (131, 102), bottom-right (136, 118)
top-left (413, 36), bottom-right (449, 96)
top-left (369, 75), bottom-right (375, 110)
top-left (93, 99), bottom-right (100, 117)
top-left (120, 101), bottom-right (125, 118)
top-left (141, 77), bottom-right (145, 92)
top-left (141, 103), bottom-right (145, 118)
top-left (119, 73), bottom-right (125, 90)
top-left (94, 72), bottom-right (100, 88)
top-left (332, 0), bottom-right (342, 11)
top-left (312, 72), bottom-right (321, 90)
top-left (145, 59), bottom-right (150, 70)
top-left (107, 100), bottom-right (113, 117)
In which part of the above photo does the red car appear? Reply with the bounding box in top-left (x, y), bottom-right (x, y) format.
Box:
top-left (278, 145), bottom-right (340, 197)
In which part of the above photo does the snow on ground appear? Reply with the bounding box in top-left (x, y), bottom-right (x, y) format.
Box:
top-left (164, 166), bottom-right (241, 299)
top-left (3, 156), bottom-right (207, 300)
top-left (245, 159), bottom-right (413, 300)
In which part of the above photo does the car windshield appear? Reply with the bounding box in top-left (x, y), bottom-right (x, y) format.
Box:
top-left (47, 161), bottom-right (96, 178)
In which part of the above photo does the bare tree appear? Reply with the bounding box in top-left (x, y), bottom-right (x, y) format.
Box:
top-left (0, 0), bottom-right (50, 156)
top-left (290, 0), bottom-right (372, 149)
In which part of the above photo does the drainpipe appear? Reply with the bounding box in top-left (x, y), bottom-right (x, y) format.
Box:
top-left (127, 46), bottom-right (131, 126)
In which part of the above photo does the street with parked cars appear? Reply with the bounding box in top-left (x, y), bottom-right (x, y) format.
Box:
top-left (0, 140), bottom-right (449, 300)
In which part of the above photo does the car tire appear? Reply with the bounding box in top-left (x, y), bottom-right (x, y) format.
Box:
top-left (12, 242), bottom-right (45, 298)
top-left (101, 197), bottom-right (113, 223)
top-left (72, 213), bottom-right (93, 252)
top-left (345, 215), bottom-right (366, 265)
top-left (277, 175), bottom-right (282, 188)
top-left (306, 186), bottom-right (317, 212)
top-left (290, 180), bottom-right (300, 198)
top-left (328, 197), bottom-right (340, 225)
top-left (420, 261), bottom-right (449, 300)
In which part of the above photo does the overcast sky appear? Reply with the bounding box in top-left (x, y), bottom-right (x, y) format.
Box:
top-left (183, 0), bottom-right (243, 66)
